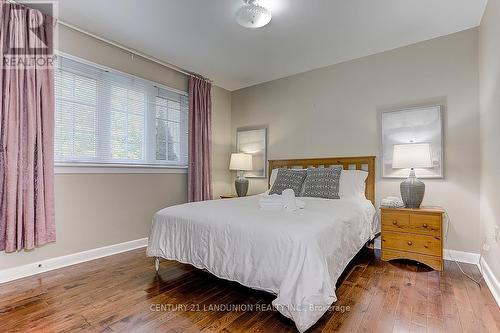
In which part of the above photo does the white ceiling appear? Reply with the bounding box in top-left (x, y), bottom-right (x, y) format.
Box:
top-left (57, 0), bottom-right (487, 91)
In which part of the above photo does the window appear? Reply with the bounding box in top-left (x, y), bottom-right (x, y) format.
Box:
top-left (54, 56), bottom-right (188, 167)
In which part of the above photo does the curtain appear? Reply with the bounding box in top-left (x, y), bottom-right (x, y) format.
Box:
top-left (187, 76), bottom-right (213, 202)
top-left (0, 2), bottom-right (56, 252)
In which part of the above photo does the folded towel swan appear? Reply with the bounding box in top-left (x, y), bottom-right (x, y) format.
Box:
top-left (258, 189), bottom-right (306, 211)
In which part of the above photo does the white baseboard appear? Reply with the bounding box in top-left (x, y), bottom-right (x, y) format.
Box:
top-left (0, 238), bottom-right (148, 284)
top-left (443, 249), bottom-right (480, 265)
top-left (480, 257), bottom-right (500, 307)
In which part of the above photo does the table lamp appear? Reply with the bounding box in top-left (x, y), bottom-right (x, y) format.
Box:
top-left (392, 143), bottom-right (433, 208)
top-left (229, 153), bottom-right (253, 197)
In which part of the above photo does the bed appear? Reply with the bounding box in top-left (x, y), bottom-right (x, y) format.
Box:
top-left (147, 156), bottom-right (376, 332)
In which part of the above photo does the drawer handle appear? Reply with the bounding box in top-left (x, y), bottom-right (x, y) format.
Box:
top-left (392, 220), bottom-right (398, 225)
top-left (423, 224), bottom-right (428, 228)
top-left (407, 241), bottom-right (413, 246)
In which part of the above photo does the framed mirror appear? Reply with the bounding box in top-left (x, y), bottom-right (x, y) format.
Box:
top-left (236, 126), bottom-right (268, 178)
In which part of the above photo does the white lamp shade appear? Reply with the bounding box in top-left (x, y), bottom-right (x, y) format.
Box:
top-left (229, 153), bottom-right (253, 171)
top-left (392, 143), bottom-right (433, 169)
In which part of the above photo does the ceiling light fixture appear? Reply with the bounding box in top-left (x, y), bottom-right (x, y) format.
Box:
top-left (236, 0), bottom-right (272, 29)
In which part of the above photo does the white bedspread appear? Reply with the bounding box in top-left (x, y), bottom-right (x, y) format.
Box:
top-left (147, 195), bottom-right (376, 332)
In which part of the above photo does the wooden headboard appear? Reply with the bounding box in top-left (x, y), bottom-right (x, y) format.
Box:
top-left (268, 156), bottom-right (376, 204)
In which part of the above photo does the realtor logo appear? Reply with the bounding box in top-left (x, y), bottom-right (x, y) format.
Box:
top-left (2, 0), bottom-right (58, 69)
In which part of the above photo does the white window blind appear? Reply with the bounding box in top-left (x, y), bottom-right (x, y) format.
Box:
top-left (55, 56), bottom-right (188, 167)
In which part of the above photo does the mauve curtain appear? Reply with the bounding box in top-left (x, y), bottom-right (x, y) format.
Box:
top-left (188, 76), bottom-right (213, 202)
top-left (0, 2), bottom-right (56, 252)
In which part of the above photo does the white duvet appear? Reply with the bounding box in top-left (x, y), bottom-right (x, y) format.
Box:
top-left (147, 195), bottom-right (376, 332)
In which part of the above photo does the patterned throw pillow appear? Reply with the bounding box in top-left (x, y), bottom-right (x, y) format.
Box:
top-left (301, 166), bottom-right (342, 199)
top-left (269, 169), bottom-right (307, 195)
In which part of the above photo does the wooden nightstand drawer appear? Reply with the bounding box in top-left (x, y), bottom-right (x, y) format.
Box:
top-left (409, 213), bottom-right (441, 236)
top-left (382, 211), bottom-right (441, 236)
top-left (381, 212), bottom-right (410, 232)
top-left (381, 249), bottom-right (443, 271)
top-left (382, 231), bottom-right (441, 257)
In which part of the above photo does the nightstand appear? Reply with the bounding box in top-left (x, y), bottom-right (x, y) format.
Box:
top-left (380, 206), bottom-right (444, 271)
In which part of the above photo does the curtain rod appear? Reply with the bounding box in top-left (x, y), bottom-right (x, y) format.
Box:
top-left (5, 0), bottom-right (213, 84)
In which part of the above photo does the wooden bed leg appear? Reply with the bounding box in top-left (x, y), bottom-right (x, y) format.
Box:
top-left (154, 257), bottom-right (160, 273)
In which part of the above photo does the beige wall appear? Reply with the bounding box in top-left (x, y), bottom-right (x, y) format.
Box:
top-left (0, 25), bottom-right (232, 270)
top-left (479, 0), bottom-right (500, 281)
top-left (231, 28), bottom-right (481, 253)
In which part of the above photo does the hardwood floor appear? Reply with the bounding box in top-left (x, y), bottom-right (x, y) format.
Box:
top-left (1, 248), bottom-right (499, 332)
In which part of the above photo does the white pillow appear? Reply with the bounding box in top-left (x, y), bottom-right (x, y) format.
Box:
top-left (270, 168), bottom-right (279, 187)
top-left (339, 170), bottom-right (368, 198)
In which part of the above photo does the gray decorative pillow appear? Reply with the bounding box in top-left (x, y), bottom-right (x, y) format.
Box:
top-left (301, 166), bottom-right (342, 199)
top-left (269, 169), bottom-right (307, 195)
